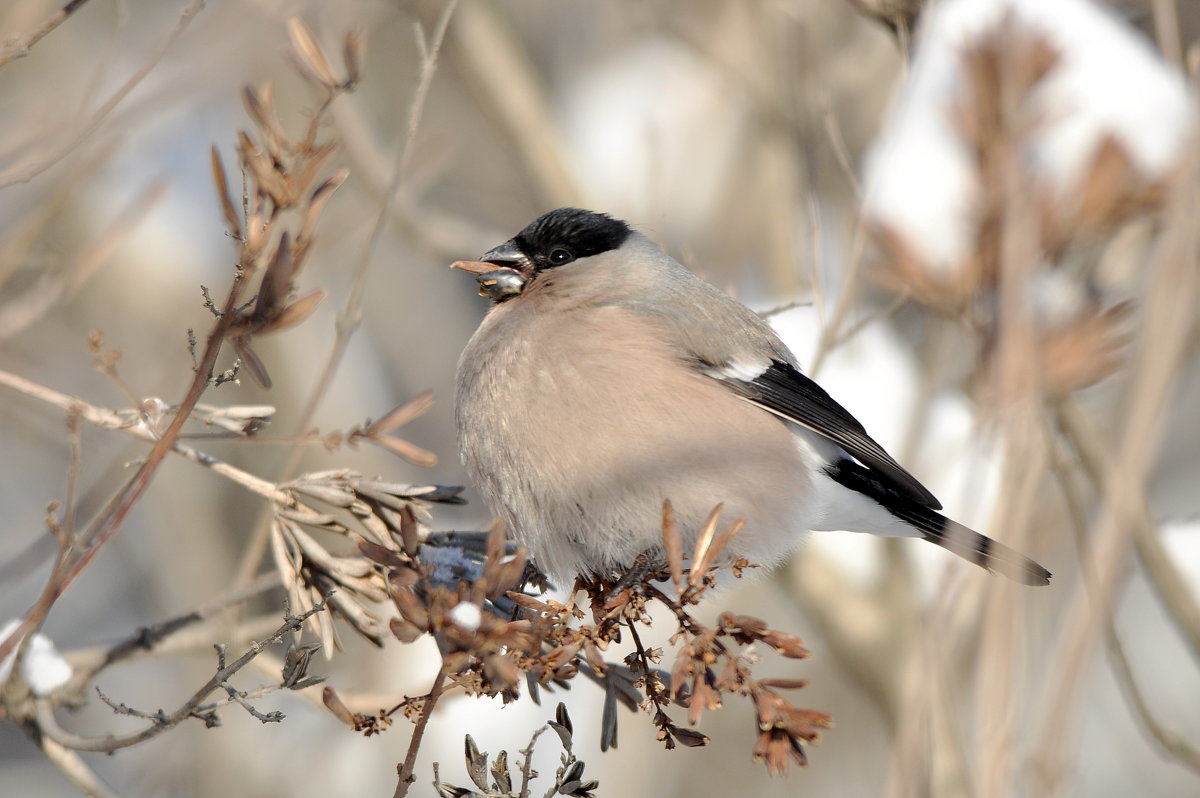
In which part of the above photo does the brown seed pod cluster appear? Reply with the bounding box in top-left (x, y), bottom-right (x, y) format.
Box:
top-left (327, 501), bottom-right (828, 777)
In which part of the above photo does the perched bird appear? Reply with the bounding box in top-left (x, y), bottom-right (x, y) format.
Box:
top-left (453, 208), bottom-right (1051, 587)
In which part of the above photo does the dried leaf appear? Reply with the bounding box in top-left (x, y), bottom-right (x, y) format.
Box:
top-left (298, 168), bottom-right (350, 247)
top-left (464, 735), bottom-right (489, 791)
top-left (548, 720), bottom-right (572, 750)
top-left (758, 678), bottom-right (809, 690)
top-left (761, 631), bottom-right (810, 659)
top-left (698, 518), bottom-right (745, 574)
top-left (288, 17), bottom-right (339, 88)
top-left (369, 434), bottom-right (439, 467)
top-left (387, 565), bottom-right (420, 590)
top-left (668, 725), bottom-right (710, 748)
top-left (780, 707), bottom-right (833, 740)
top-left (282, 641), bottom-right (323, 689)
top-left (254, 232), bottom-right (295, 318)
top-left (720, 613), bottom-right (767, 636)
top-left (688, 504), bottom-right (723, 587)
top-left (490, 749), bottom-right (511, 794)
top-left (489, 548), bottom-right (528, 599)
top-left (555, 702), bottom-right (574, 736)
top-left (264, 288), bottom-right (326, 334)
top-left (294, 143), bottom-right (339, 206)
top-left (357, 538), bottom-right (406, 568)
top-left (233, 336), bottom-right (271, 389)
top-left (342, 29), bottom-right (364, 86)
top-left (320, 578), bottom-right (385, 644)
top-left (661, 500), bottom-right (684, 591)
top-left (288, 525), bottom-right (369, 577)
top-left (322, 687), bottom-right (354, 726)
top-left (366, 390), bottom-right (436, 435)
top-left (398, 504), bottom-right (420, 557)
top-left (290, 481), bottom-right (358, 508)
top-left (391, 587), bottom-right (429, 629)
top-left (506, 591), bottom-right (551, 613)
top-left (391, 614), bottom-right (424, 643)
top-left (242, 84), bottom-right (288, 161)
top-left (210, 146), bottom-right (242, 238)
top-left (753, 728), bottom-right (807, 774)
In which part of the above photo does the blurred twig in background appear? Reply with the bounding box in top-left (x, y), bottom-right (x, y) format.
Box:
top-left (1, 1), bottom-right (1199, 797)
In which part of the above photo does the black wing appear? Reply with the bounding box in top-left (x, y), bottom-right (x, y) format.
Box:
top-left (714, 359), bottom-right (942, 509)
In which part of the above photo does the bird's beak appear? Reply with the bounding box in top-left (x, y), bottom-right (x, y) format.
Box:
top-left (478, 241), bottom-right (532, 275)
top-left (450, 241), bottom-right (531, 302)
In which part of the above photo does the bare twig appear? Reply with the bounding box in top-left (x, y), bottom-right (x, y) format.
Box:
top-left (809, 217), bottom-right (870, 376)
top-left (1054, 399), bottom-right (1200, 664)
top-left (1105, 620), bottom-right (1200, 774)
top-left (0, 369), bottom-right (291, 505)
top-left (816, 80), bottom-right (862, 198)
top-left (294, 0), bottom-right (459, 434)
top-left (0, 0), bottom-right (97, 70)
top-left (448, 0), bottom-right (582, 208)
top-left (1049, 411), bottom-right (1200, 775)
top-left (1035, 159), bottom-right (1199, 794)
top-left (38, 735), bottom-right (121, 798)
top-left (393, 667), bottom-right (448, 798)
top-left (518, 724), bottom-right (550, 798)
top-left (1153, 0), bottom-right (1183, 67)
top-left (36, 600), bottom-right (326, 753)
top-left (62, 410), bottom-right (83, 539)
top-left (68, 571), bottom-right (283, 686)
top-left (0, 0), bottom-right (206, 187)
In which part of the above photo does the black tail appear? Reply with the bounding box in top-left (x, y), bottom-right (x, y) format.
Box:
top-left (825, 460), bottom-right (1051, 586)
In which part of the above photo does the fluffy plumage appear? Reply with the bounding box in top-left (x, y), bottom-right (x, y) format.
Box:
top-left (454, 208), bottom-right (1051, 587)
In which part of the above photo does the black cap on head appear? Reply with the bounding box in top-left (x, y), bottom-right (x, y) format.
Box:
top-left (505, 208), bottom-right (633, 271)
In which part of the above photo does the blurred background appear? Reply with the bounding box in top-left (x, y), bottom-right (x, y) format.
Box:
top-left (1, 0), bottom-right (1199, 796)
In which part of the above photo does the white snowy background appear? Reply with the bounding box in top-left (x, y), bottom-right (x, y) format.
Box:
top-left (2, 1), bottom-right (1199, 796)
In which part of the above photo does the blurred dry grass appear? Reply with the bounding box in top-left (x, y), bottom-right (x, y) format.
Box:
top-left (1, 1), bottom-right (1199, 797)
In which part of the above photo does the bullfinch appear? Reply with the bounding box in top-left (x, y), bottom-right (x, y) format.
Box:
top-left (453, 208), bottom-right (1051, 587)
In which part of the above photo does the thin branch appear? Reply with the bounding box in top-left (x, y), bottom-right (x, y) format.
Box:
top-left (1034, 158), bottom-right (1199, 793)
top-left (1048, 412), bottom-right (1200, 775)
top-left (822, 289), bottom-right (912, 354)
top-left (1105, 619), bottom-right (1200, 773)
top-left (304, 0), bottom-right (460, 425)
top-left (1054, 399), bottom-right (1200, 664)
top-left (757, 298), bottom-right (813, 319)
top-left (63, 409), bottom-right (83, 537)
top-left (0, 368), bottom-right (291, 505)
top-left (0, 0), bottom-right (206, 187)
top-left (518, 724), bottom-right (550, 798)
top-left (68, 571), bottom-right (283, 685)
top-left (0, 0), bottom-right (96, 70)
top-left (1152, 0), bottom-right (1183, 67)
top-left (393, 667), bottom-right (448, 798)
top-left (449, 0), bottom-right (581, 208)
top-left (219, 683), bottom-right (285, 723)
top-left (37, 600), bottom-right (325, 753)
top-left (809, 216), bottom-right (870, 376)
top-left (38, 735), bottom-right (121, 798)
top-left (816, 79), bottom-right (861, 198)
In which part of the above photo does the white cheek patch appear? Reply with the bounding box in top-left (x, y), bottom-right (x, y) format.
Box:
top-left (704, 360), bottom-right (769, 382)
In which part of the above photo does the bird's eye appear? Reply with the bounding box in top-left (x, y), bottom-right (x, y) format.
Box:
top-left (548, 247), bottom-right (573, 266)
